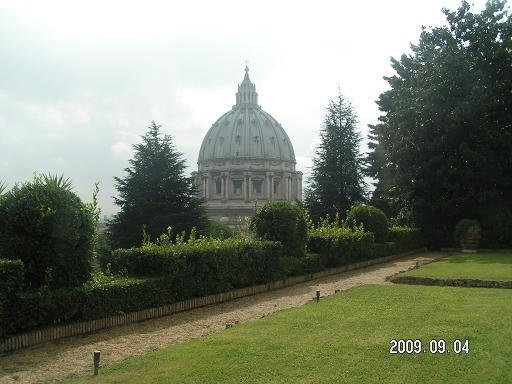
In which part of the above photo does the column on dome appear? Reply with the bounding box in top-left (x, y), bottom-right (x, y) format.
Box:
top-left (266, 172), bottom-right (274, 201)
top-left (285, 173), bottom-right (291, 200)
top-left (272, 176), bottom-right (279, 200)
top-left (245, 172), bottom-right (252, 202)
top-left (241, 174), bottom-right (246, 201)
top-left (297, 174), bottom-right (302, 201)
top-left (224, 172), bottom-right (230, 200)
top-left (288, 175), bottom-right (292, 200)
top-left (291, 175), bottom-right (296, 201)
top-left (297, 173), bottom-right (303, 201)
top-left (204, 173), bottom-right (210, 200)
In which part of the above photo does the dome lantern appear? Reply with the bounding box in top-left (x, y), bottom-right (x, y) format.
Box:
top-left (235, 66), bottom-right (258, 106)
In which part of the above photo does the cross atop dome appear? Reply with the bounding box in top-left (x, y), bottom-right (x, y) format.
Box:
top-left (236, 65), bottom-right (258, 107)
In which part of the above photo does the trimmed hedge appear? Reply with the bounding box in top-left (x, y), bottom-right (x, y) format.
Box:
top-left (388, 226), bottom-right (424, 253)
top-left (2, 238), bottom-right (284, 338)
top-left (307, 225), bottom-right (423, 266)
top-left (301, 253), bottom-right (326, 274)
top-left (2, 275), bottom-right (173, 337)
top-left (110, 238), bottom-right (284, 296)
top-left (307, 227), bottom-right (376, 267)
top-left (2, 226), bottom-right (425, 339)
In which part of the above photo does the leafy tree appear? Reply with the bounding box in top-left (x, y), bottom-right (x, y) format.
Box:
top-left (109, 121), bottom-right (208, 249)
top-left (305, 90), bottom-right (366, 223)
top-left (367, 0), bottom-right (512, 247)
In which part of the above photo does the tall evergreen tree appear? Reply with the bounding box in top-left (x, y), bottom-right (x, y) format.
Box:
top-left (305, 91), bottom-right (366, 223)
top-left (367, 0), bottom-right (512, 246)
top-left (109, 121), bottom-right (207, 248)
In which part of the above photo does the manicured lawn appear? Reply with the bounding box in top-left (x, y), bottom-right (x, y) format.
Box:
top-left (74, 284), bottom-right (512, 384)
top-left (400, 253), bottom-right (512, 281)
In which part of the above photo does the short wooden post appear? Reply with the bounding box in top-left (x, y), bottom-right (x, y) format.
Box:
top-left (316, 290), bottom-right (320, 302)
top-left (93, 350), bottom-right (100, 375)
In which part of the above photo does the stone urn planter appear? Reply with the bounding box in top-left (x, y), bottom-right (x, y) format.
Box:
top-left (454, 219), bottom-right (481, 251)
top-left (454, 219), bottom-right (482, 252)
top-left (461, 224), bottom-right (481, 250)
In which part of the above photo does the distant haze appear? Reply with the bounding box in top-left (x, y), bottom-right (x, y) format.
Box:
top-left (0, 0), bottom-right (487, 215)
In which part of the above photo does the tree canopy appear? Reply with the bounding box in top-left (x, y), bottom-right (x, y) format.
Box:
top-left (367, 0), bottom-right (512, 246)
top-left (109, 121), bottom-right (207, 248)
top-left (305, 91), bottom-right (366, 222)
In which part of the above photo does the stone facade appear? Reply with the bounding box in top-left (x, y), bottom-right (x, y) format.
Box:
top-left (193, 67), bottom-right (302, 226)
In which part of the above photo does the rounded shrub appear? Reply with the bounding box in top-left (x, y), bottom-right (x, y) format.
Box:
top-left (346, 204), bottom-right (389, 243)
top-left (0, 176), bottom-right (95, 289)
top-left (249, 201), bottom-right (308, 258)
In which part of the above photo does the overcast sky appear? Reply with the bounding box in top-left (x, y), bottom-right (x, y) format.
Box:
top-left (0, 0), bottom-right (489, 215)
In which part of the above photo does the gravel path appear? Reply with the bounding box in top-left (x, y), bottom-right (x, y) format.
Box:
top-left (0, 251), bottom-right (445, 384)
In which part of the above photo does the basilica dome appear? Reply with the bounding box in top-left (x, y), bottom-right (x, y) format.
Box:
top-left (193, 66), bottom-right (302, 226)
top-left (198, 67), bottom-right (295, 163)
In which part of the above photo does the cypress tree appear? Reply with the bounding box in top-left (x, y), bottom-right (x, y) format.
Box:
top-left (109, 121), bottom-right (207, 248)
top-left (305, 91), bottom-right (366, 223)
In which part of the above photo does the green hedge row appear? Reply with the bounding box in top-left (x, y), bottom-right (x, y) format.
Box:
top-left (1, 274), bottom-right (175, 337)
top-left (2, 238), bottom-right (284, 337)
top-left (387, 226), bottom-right (424, 253)
top-left (307, 227), bottom-right (376, 268)
top-left (110, 237), bottom-right (284, 295)
top-left (306, 226), bottom-right (423, 270)
top-left (2, 227), bottom-right (423, 339)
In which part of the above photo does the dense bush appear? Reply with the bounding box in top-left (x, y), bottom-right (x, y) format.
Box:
top-left (250, 201), bottom-right (308, 258)
top-left (0, 259), bottom-right (25, 337)
top-left (346, 205), bottom-right (389, 242)
top-left (388, 226), bottom-right (424, 253)
top-left (0, 259), bottom-right (24, 296)
top-left (307, 226), bottom-right (375, 267)
top-left (0, 176), bottom-right (95, 289)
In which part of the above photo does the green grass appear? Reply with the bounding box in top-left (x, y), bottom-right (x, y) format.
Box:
top-left (400, 253), bottom-right (512, 281)
top-left (74, 284), bottom-right (512, 384)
